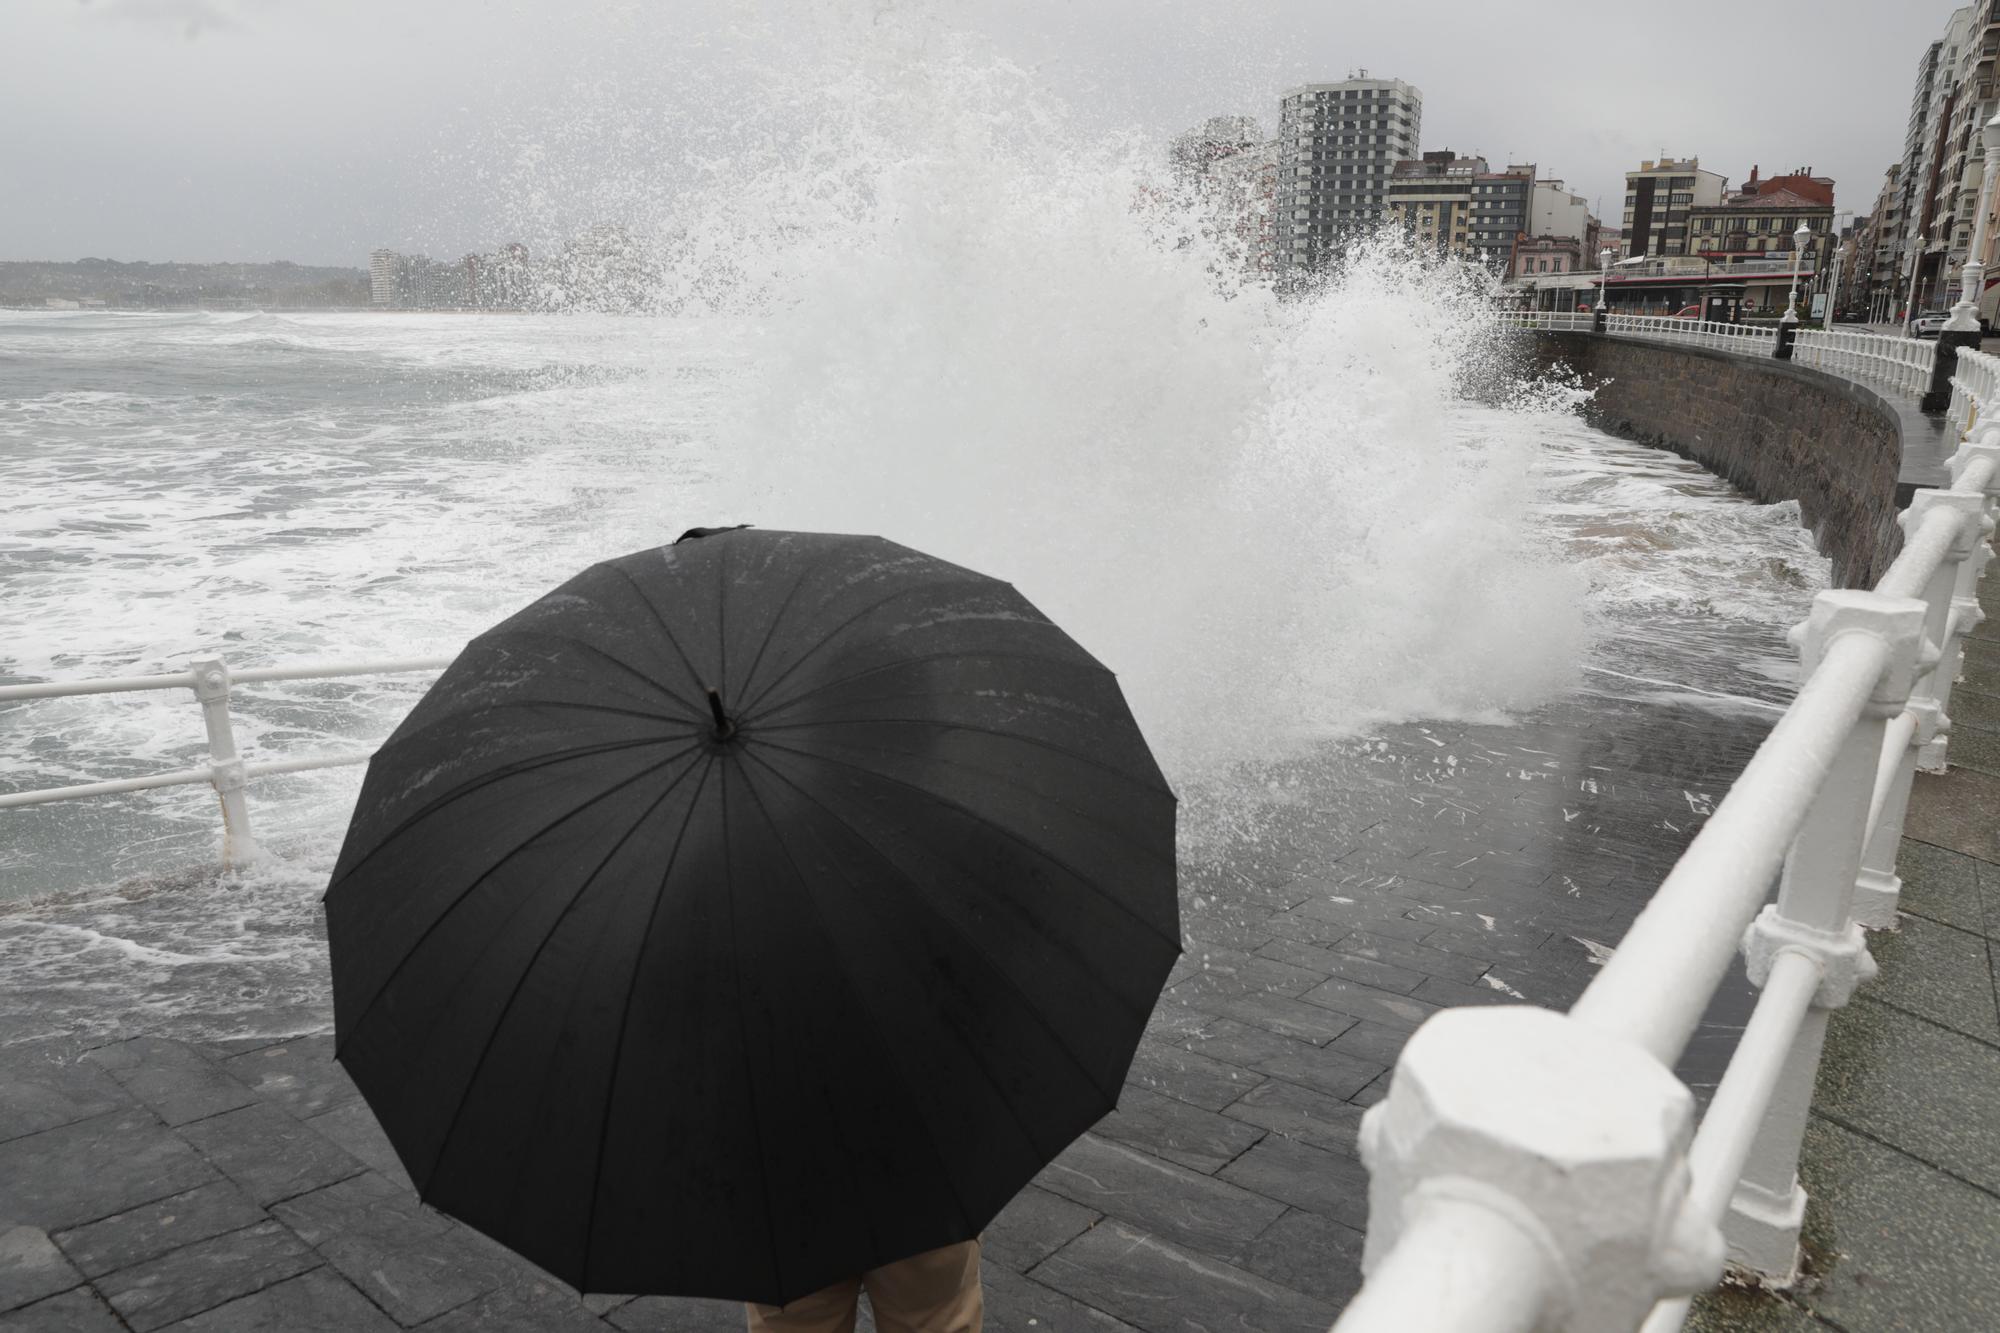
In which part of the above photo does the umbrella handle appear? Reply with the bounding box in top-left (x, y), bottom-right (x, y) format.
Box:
top-left (706, 687), bottom-right (736, 740)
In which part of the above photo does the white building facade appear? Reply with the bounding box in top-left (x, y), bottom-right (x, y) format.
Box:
top-left (1275, 75), bottom-right (1422, 277)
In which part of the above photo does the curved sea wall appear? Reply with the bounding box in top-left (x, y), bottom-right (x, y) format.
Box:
top-left (1517, 331), bottom-right (1905, 588)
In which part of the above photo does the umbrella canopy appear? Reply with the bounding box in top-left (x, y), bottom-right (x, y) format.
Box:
top-left (324, 528), bottom-right (1180, 1305)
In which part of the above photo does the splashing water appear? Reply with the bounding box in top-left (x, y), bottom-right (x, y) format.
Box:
top-left (633, 23), bottom-right (1592, 783)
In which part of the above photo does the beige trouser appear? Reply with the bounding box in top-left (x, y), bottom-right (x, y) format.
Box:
top-left (745, 1239), bottom-right (982, 1333)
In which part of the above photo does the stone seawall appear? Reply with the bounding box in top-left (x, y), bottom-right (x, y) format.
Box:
top-left (1517, 331), bottom-right (1905, 588)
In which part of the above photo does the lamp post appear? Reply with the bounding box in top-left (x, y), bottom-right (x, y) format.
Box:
top-left (1595, 245), bottom-right (1614, 332)
top-left (1944, 111), bottom-right (2000, 335)
top-left (1923, 111), bottom-right (2000, 410)
top-left (1782, 222), bottom-right (1811, 325)
top-left (1905, 221), bottom-right (1932, 332)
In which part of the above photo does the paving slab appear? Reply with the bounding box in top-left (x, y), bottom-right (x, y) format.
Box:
top-left (219, 1037), bottom-right (359, 1120)
top-left (271, 1171), bottom-right (537, 1327)
top-left (1221, 1078), bottom-right (1365, 1158)
top-left (1088, 1087), bottom-right (1266, 1175)
top-left (53, 1180), bottom-right (265, 1279)
top-left (0, 1286), bottom-right (128, 1333)
top-left (82, 1038), bottom-right (257, 1129)
top-left (1866, 913), bottom-right (2000, 1045)
top-left (1175, 1018), bottom-right (1382, 1101)
top-left (1905, 768), bottom-right (2000, 862)
top-left (1893, 837), bottom-right (1990, 935)
top-left (155, 1267), bottom-right (398, 1333)
top-left (1229, 1209), bottom-right (1366, 1309)
top-left (1793, 1116), bottom-right (2000, 1332)
top-left (982, 1185), bottom-right (1100, 1276)
top-left (606, 1295), bottom-right (752, 1331)
top-left (0, 1043), bottom-right (127, 1145)
top-left (1034, 1134), bottom-right (1287, 1260)
top-left (299, 1099), bottom-right (414, 1191)
top-left (0, 1108), bottom-right (217, 1234)
top-left (981, 1265), bottom-right (1139, 1331)
top-left (413, 1278), bottom-right (611, 1332)
top-left (1120, 1040), bottom-right (1263, 1112)
top-left (174, 1102), bottom-right (365, 1207)
top-left (0, 1227), bottom-right (82, 1315)
top-left (1030, 1220), bottom-right (1338, 1333)
top-left (1814, 996), bottom-right (2000, 1196)
top-left (94, 1220), bottom-right (316, 1332)
top-left (1215, 1135), bottom-right (1372, 1233)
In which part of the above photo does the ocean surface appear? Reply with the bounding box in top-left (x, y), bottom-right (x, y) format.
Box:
top-left (0, 307), bottom-right (1829, 1043)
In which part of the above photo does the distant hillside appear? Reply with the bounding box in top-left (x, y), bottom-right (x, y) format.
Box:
top-left (0, 258), bottom-right (370, 309)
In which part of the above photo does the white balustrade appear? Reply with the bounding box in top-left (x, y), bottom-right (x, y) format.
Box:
top-left (1502, 309), bottom-right (1939, 400)
top-left (1339, 358), bottom-right (2000, 1330)
top-left (0, 653), bottom-right (453, 867)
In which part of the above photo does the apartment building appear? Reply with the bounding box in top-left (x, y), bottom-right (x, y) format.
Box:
top-left (1620, 157), bottom-right (1728, 257)
top-left (1274, 74), bottom-right (1423, 276)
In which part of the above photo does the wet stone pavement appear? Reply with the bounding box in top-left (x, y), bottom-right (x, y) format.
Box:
top-left (0, 692), bottom-right (1772, 1332)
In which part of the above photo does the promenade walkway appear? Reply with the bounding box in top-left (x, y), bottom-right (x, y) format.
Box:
top-left (0, 683), bottom-right (1775, 1332)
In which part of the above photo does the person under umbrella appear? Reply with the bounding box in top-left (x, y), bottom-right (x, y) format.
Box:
top-left (323, 527), bottom-right (1181, 1328)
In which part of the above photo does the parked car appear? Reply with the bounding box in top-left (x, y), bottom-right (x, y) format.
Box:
top-left (1834, 309), bottom-right (1868, 324)
top-left (1911, 312), bottom-right (1951, 338)
top-left (1673, 305), bottom-right (1701, 319)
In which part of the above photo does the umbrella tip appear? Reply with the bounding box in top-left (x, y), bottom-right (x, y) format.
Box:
top-left (706, 687), bottom-right (736, 741)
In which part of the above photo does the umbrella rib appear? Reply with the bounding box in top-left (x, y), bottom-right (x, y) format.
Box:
top-left (750, 738), bottom-right (1180, 954)
top-left (738, 648), bottom-right (1109, 728)
top-left (388, 700), bottom-right (699, 750)
top-left (328, 733), bottom-right (694, 890)
top-left (732, 560), bottom-right (816, 707)
top-left (579, 754), bottom-right (717, 1288)
top-left (491, 626), bottom-right (700, 715)
top-left (604, 562), bottom-right (713, 705)
top-left (744, 716), bottom-right (1174, 797)
top-left (720, 764), bottom-right (788, 1303)
top-left (333, 740), bottom-right (707, 1049)
top-left (419, 751), bottom-right (709, 1200)
top-left (733, 766), bottom-right (980, 1242)
top-left (734, 578), bottom-right (996, 718)
top-left (739, 746), bottom-right (1132, 1110)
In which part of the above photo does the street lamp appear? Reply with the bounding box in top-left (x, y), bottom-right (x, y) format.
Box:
top-left (1597, 247), bottom-right (1614, 311)
top-left (1905, 222), bottom-right (1932, 332)
top-left (1944, 110), bottom-right (2000, 334)
top-left (1781, 222), bottom-right (1811, 325)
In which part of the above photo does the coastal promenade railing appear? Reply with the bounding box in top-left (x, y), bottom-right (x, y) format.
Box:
top-left (0, 655), bottom-right (452, 865)
top-left (1501, 310), bottom-right (1937, 400)
top-left (1338, 341), bottom-right (2000, 1330)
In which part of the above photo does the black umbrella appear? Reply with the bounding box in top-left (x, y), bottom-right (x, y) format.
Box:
top-left (324, 528), bottom-right (1179, 1306)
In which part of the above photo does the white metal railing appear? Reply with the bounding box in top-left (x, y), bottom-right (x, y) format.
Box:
top-left (1336, 407), bottom-right (2000, 1327)
top-left (0, 654), bottom-right (453, 865)
top-left (1796, 326), bottom-right (1939, 398)
top-left (1499, 310), bottom-right (1594, 333)
top-left (1612, 314), bottom-right (1778, 356)
top-left (1949, 344), bottom-right (2000, 436)
top-left (1501, 310), bottom-right (1944, 402)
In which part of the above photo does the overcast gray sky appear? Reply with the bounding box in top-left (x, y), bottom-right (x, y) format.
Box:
top-left (0, 0), bottom-right (1967, 267)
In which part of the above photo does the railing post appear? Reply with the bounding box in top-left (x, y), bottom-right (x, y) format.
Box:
top-left (1856, 491), bottom-right (1986, 921)
top-left (1342, 1008), bottom-right (1721, 1332)
top-left (190, 656), bottom-right (260, 867)
top-left (1723, 592), bottom-right (1923, 1282)
top-left (1773, 320), bottom-right (1797, 361)
top-left (1922, 438), bottom-right (2000, 770)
